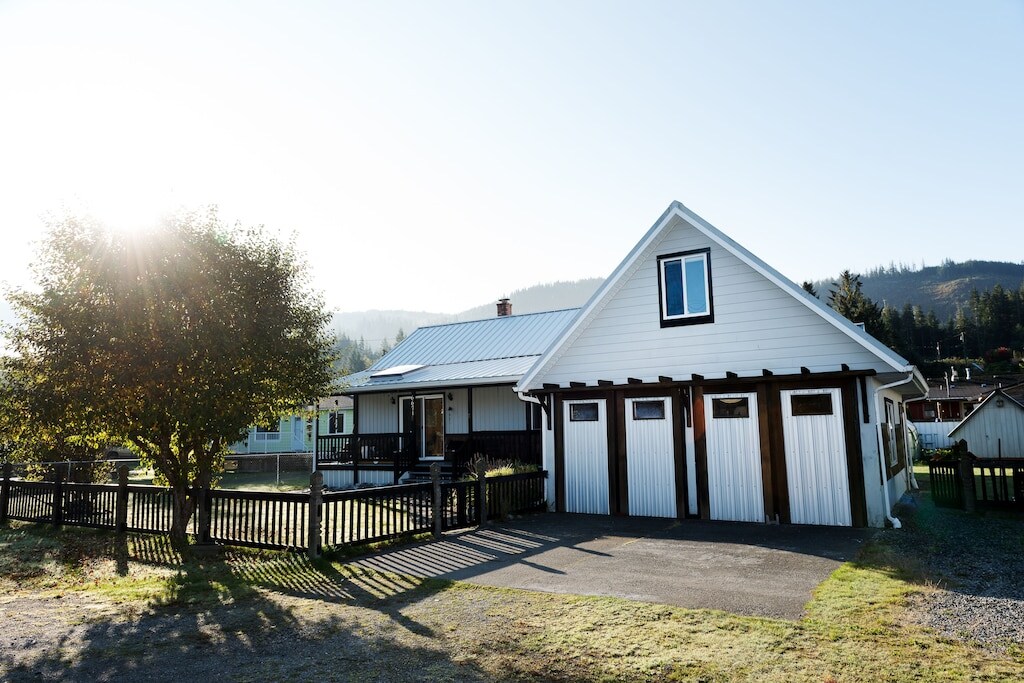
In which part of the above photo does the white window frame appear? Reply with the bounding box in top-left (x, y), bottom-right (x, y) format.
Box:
top-left (658, 248), bottom-right (713, 327)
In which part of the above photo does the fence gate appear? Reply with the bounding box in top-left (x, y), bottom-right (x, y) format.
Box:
top-left (562, 399), bottom-right (609, 514)
top-left (704, 392), bottom-right (764, 523)
top-left (781, 388), bottom-right (852, 526)
top-left (624, 396), bottom-right (676, 518)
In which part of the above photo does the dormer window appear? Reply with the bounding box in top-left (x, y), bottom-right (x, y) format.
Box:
top-left (658, 248), bottom-right (713, 327)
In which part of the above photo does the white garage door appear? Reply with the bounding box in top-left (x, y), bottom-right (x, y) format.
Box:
top-left (563, 399), bottom-right (609, 514)
top-left (781, 388), bottom-right (851, 526)
top-left (704, 392), bottom-right (764, 523)
top-left (625, 396), bottom-right (676, 518)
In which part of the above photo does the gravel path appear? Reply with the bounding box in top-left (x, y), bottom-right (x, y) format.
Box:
top-left (893, 492), bottom-right (1024, 654)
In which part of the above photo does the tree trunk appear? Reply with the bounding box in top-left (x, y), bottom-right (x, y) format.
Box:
top-left (169, 485), bottom-right (194, 548)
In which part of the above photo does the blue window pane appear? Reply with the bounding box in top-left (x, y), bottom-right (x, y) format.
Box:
top-left (664, 259), bottom-right (683, 316)
top-left (684, 257), bottom-right (707, 314)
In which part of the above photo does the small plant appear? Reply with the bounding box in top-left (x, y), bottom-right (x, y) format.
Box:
top-left (463, 455), bottom-right (539, 480)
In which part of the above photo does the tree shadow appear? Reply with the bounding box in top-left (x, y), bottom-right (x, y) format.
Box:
top-left (1, 532), bottom-right (491, 682)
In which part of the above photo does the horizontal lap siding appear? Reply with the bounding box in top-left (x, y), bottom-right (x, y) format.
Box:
top-left (540, 226), bottom-right (883, 386)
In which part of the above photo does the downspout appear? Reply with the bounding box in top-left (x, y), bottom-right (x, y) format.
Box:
top-left (873, 374), bottom-right (916, 529)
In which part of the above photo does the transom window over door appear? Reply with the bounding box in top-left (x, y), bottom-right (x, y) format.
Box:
top-left (658, 248), bottom-right (713, 327)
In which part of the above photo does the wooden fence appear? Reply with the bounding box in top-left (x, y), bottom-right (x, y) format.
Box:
top-left (0, 463), bottom-right (548, 557)
top-left (928, 457), bottom-right (1024, 511)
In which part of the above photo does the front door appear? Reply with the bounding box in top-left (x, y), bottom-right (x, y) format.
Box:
top-left (400, 396), bottom-right (445, 459)
top-left (704, 392), bottom-right (764, 523)
top-left (781, 388), bottom-right (851, 526)
top-left (624, 396), bottom-right (676, 518)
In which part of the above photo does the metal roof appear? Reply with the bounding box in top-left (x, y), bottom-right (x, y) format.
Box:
top-left (340, 309), bottom-right (579, 393)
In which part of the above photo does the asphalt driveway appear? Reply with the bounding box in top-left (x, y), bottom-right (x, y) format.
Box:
top-left (353, 514), bottom-right (873, 620)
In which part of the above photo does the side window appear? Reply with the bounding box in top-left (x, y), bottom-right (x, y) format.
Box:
top-left (569, 403), bottom-right (600, 422)
top-left (712, 398), bottom-right (749, 418)
top-left (658, 248), bottom-right (713, 327)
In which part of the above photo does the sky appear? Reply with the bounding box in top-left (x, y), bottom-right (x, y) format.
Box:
top-left (1, 0), bottom-right (1022, 321)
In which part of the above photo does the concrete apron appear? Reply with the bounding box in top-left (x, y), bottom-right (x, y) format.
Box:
top-left (352, 513), bottom-right (874, 620)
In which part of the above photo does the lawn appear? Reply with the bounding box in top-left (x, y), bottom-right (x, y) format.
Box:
top-left (128, 465), bottom-right (312, 492)
top-left (1, 495), bottom-right (1021, 682)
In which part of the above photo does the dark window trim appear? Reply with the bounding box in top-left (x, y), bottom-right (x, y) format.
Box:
top-left (790, 393), bottom-right (834, 417)
top-left (569, 402), bottom-right (600, 422)
top-left (632, 399), bottom-right (666, 420)
top-left (711, 396), bottom-right (750, 419)
top-left (657, 248), bottom-right (715, 328)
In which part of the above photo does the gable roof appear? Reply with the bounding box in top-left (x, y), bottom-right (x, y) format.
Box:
top-left (340, 308), bottom-right (580, 393)
top-left (948, 387), bottom-right (1024, 438)
top-left (517, 201), bottom-right (925, 393)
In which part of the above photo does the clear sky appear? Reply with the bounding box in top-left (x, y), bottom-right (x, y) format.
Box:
top-left (1, 1), bottom-right (1021, 319)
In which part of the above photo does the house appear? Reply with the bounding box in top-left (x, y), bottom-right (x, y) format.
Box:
top-left (514, 202), bottom-right (927, 528)
top-left (316, 303), bottom-right (578, 489)
top-left (947, 388), bottom-right (1024, 459)
top-left (908, 376), bottom-right (1024, 449)
top-left (231, 397), bottom-right (353, 455)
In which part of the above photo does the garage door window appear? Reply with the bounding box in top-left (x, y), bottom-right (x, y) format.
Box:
top-left (712, 397), bottom-right (749, 418)
top-left (569, 403), bottom-right (599, 422)
top-left (632, 400), bottom-right (666, 420)
top-left (791, 393), bottom-right (833, 416)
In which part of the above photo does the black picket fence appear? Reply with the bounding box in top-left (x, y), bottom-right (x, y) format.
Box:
top-left (0, 463), bottom-right (547, 557)
top-left (928, 457), bottom-right (1024, 512)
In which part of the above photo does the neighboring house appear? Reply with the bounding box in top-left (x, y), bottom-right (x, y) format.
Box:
top-left (232, 397), bottom-right (354, 455)
top-left (908, 376), bottom-right (1024, 449)
top-left (947, 388), bottom-right (1024, 459)
top-left (515, 201), bottom-right (927, 528)
top-left (316, 304), bottom-right (578, 489)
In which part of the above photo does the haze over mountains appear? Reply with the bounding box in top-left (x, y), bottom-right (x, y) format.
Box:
top-left (336, 261), bottom-right (1024, 347)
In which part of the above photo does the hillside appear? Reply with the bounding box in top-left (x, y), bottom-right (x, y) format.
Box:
top-left (812, 260), bottom-right (1024, 319)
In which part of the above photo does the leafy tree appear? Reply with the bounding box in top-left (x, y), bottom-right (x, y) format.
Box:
top-left (1, 211), bottom-right (335, 545)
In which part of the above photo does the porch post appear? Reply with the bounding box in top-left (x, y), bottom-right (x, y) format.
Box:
top-left (51, 469), bottom-right (64, 528)
top-left (476, 459), bottom-right (487, 526)
top-left (308, 471), bottom-right (323, 559)
top-left (115, 465), bottom-right (129, 533)
top-left (0, 463), bottom-right (11, 523)
top-left (431, 462), bottom-right (442, 539)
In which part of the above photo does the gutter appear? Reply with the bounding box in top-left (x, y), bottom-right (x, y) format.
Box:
top-left (873, 372), bottom-right (919, 529)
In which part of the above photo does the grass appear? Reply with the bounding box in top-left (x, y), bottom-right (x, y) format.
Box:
top-left (2, 500), bottom-right (1023, 681)
top-left (128, 466), bottom-right (311, 492)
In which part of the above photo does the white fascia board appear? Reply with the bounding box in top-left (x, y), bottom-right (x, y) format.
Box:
top-left (344, 376), bottom-right (520, 395)
top-left (518, 201), bottom-right (917, 392)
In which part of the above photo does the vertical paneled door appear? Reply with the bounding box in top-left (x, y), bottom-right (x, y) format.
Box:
top-left (781, 388), bottom-right (851, 526)
top-left (562, 399), bottom-right (609, 514)
top-left (704, 392), bottom-right (764, 522)
top-left (624, 397), bottom-right (676, 518)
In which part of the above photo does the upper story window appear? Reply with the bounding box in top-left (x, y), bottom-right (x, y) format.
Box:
top-left (658, 248), bottom-right (713, 327)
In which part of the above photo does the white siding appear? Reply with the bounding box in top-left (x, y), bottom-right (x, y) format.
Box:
top-left (473, 386), bottom-right (527, 431)
top-left (625, 397), bottom-right (676, 518)
top-left (563, 399), bottom-right (609, 514)
top-left (359, 394), bottom-right (398, 433)
top-left (542, 406), bottom-right (557, 511)
top-left (705, 392), bottom-right (764, 523)
top-left (685, 415), bottom-right (698, 517)
top-left (781, 388), bottom-right (851, 526)
top-left (952, 399), bottom-right (1024, 458)
top-left (911, 421), bottom-right (956, 450)
top-left (321, 468), bottom-right (395, 489)
top-left (445, 388), bottom-right (470, 433)
top-left (537, 223), bottom-right (886, 386)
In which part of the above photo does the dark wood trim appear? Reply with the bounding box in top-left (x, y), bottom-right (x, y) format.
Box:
top-left (659, 376), bottom-right (673, 384)
top-left (541, 370), bottom-right (876, 395)
top-left (597, 380), bottom-right (613, 387)
top-left (352, 395), bottom-right (360, 437)
top-left (841, 380), bottom-right (868, 527)
top-left (672, 388), bottom-right (687, 519)
top-left (467, 386), bottom-right (474, 434)
top-left (569, 381), bottom-right (586, 388)
top-left (756, 383), bottom-right (775, 523)
top-left (543, 383), bottom-right (560, 391)
top-left (627, 377), bottom-right (643, 385)
top-left (692, 385), bottom-right (709, 519)
top-left (859, 376), bottom-right (870, 424)
top-left (553, 395), bottom-right (565, 512)
top-left (766, 383), bottom-right (790, 524)
top-left (611, 391), bottom-right (628, 515)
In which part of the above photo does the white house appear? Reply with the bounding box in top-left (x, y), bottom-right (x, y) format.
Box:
top-left (947, 388), bottom-right (1024, 459)
top-left (515, 202), bottom-right (927, 528)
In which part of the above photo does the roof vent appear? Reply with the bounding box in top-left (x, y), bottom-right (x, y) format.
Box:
top-left (497, 298), bottom-right (512, 317)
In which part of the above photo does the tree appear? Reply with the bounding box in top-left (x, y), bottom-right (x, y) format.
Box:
top-left (828, 270), bottom-right (881, 335)
top-left (1, 211), bottom-right (336, 545)
top-left (800, 281), bottom-right (818, 298)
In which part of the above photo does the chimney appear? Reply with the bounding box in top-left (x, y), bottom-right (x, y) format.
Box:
top-left (497, 298), bottom-right (512, 317)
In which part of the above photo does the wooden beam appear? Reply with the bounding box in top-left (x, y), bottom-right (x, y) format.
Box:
top-left (800, 367), bottom-right (811, 375)
top-left (659, 375), bottom-right (673, 384)
top-left (569, 381), bottom-right (586, 388)
top-left (762, 369), bottom-right (773, 377)
top-left (841, 363), bottom-right (850, 372)
top-left (692, 374), bottom-right (704, 383)
top-left (597, 380), bottom-right (613, 387)
top-left (543, 383), bottom-right (560, 390)
top-left (627, 377), bottom-right (643, 385)
top-left (726, 371), bottom-right (738, 379)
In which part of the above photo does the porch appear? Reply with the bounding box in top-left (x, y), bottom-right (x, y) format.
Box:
top-left (315, 431), bottom-right (542, 483)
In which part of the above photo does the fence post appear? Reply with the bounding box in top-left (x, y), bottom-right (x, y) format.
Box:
top-left (0, 463), bottom-right (11, 523)
top-left (476, 460), bottom-right (487, 526)
top-left (307, 471), bottom-right (323, 559)
top-left (959, 449), bottom-right (976, 513)
top-left (195, 487), bottom-right (212, 543)
top-left (431, 462), bottom-right (442, 539)
top-left (115, 465), bottom-right (129, 532)
top-left (51, 469), bottom-right (64, 528)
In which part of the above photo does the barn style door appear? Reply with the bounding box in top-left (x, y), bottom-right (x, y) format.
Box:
top-left (703, 392), bottom-right (765, 523)
top-left (781, 388), bottom-right (851, 526)
top-left (624, 396), bottom-right (676, 518)
top-left (562, 399), bottom-right (609, 514)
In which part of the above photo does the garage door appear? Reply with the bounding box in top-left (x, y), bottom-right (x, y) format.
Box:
top-left (704, 392), bottom-right (764, 523)
top-left (625, 396), bottom-right (676, 518)
top-left (563, 399), bottom-right (609, 514)
top-left (781, 388), bottom-right (851, 526)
